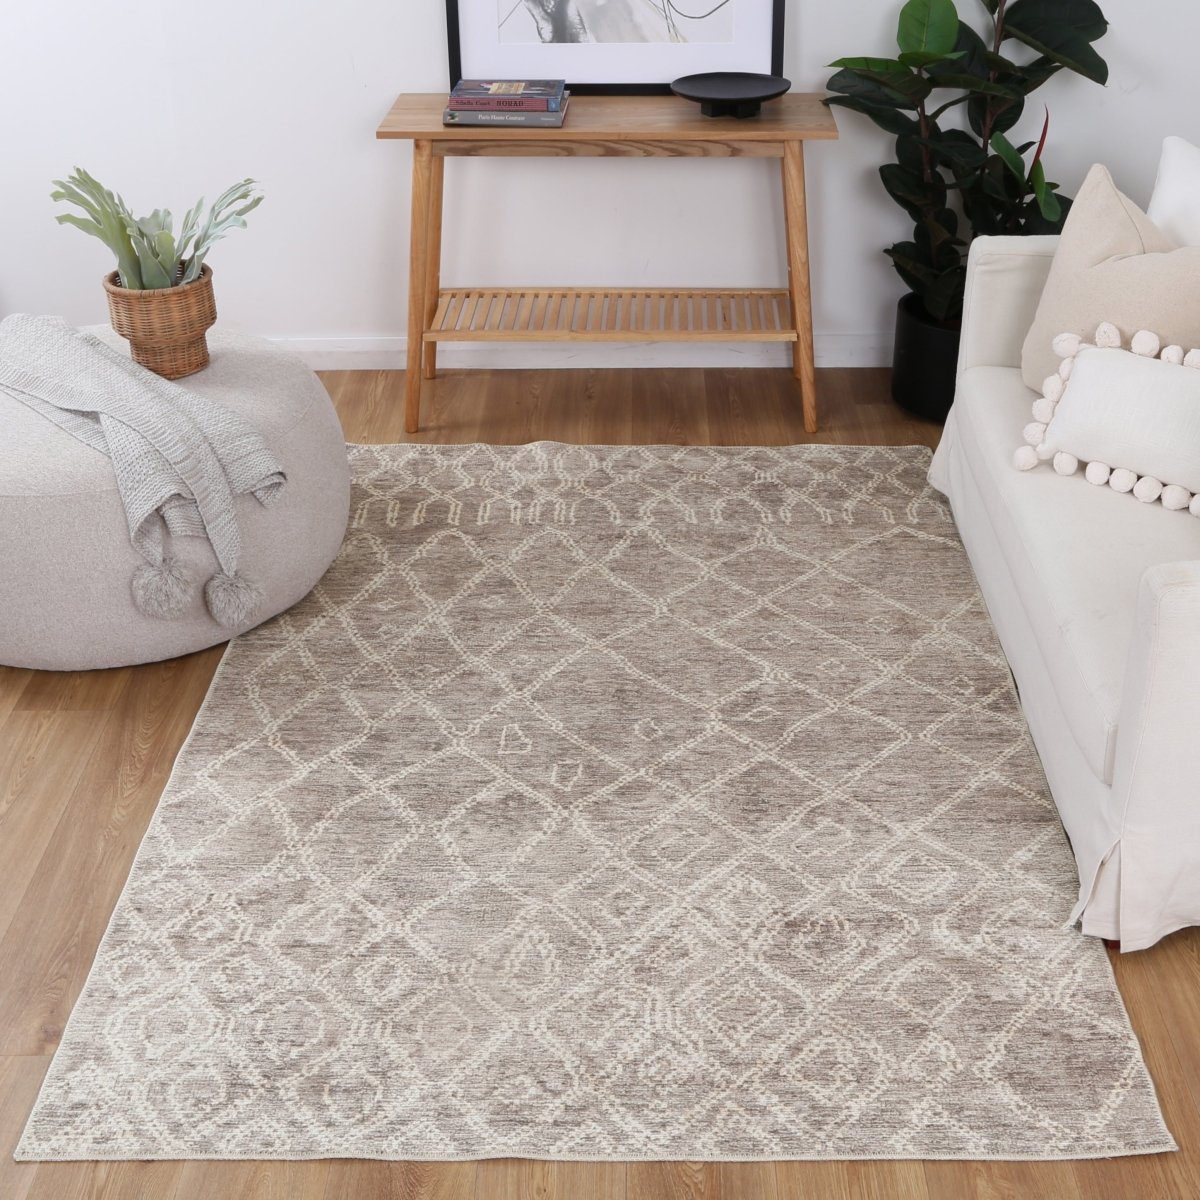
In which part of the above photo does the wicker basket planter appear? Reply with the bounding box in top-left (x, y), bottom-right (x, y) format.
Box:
top-left (103, 265), bottom-right (217, 379)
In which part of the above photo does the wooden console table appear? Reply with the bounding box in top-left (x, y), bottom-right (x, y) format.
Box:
top-left (376, 93), bottom-right (838, 434)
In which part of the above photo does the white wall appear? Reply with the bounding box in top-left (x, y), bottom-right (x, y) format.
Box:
top-left (1, 0), bottom-right (1197, 370)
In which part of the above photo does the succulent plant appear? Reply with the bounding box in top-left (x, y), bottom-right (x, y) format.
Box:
top-left (51, 168), bottom-right (264, 290)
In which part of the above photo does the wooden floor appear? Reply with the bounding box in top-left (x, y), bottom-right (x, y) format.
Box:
top-left (2, 366), bottom-right (1198, 1200)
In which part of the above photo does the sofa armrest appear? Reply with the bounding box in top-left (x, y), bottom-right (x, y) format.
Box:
top-left (958, 235), bottom-right (1058, 377)
top-left (1109, 560), bottom-right (1200, 948)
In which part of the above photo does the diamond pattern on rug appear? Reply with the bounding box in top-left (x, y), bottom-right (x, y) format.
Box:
top-left (16, 443), bottom-right (1174, 1162)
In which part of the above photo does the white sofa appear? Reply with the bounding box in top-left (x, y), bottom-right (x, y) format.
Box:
top-left (929, 235), bottom-right (1200, 952)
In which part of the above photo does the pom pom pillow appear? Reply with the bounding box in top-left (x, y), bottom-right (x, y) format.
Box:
top-left (1148, 136), bottom-right (1200, 247)
top-left (1020, 164), bottom-right (1200, 390)
top-left (1014, 326), bottom-right (1200, 518)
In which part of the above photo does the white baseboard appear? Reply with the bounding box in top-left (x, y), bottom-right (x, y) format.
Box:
top-left (272, 334), bottom-right (892, 372)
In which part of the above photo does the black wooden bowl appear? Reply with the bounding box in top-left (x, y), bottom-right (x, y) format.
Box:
top-left (670, 71), bottom-right (791, 119)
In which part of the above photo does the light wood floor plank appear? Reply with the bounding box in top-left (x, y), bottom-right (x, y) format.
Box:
top-left (774, 1161), bottom-right (852, 1200)
top-left (471, 1158), bottom-right (625, 1200)
top-left (923, 1158), bottom-right (1083, 1200)
top-left (2, 367), bottom-right (1195, 1200)
top-left (0, 649), bottom-right (222, 1055)
top-left (0, 668), bottom-right (34, 720)
top-left (626, 1162), bottom-right (716, 1199)
top-left (0, 1056), bottom-right (47, 1200)
top-left (173, 1158), bottom-right (331, 1200)
top-left (13, 665), bottom-right (132, 713)
top-left (1072, 946), bottom-right (1200, 1200)
top-left (0, 712), bottom-right (108, 945)
top-left (717, 1162), bottom-right (778, 1200)
top-left (328, 1159), bottom-right (476, 1200)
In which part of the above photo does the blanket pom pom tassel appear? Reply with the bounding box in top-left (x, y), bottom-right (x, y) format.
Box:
top-left (205, 571), bottom-right (262, 627)
top-left (132, 558), bottom-right (193, 618)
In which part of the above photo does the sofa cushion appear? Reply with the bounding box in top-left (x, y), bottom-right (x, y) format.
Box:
top-left (1020, 164), bottom-right (1200, 390)
top-left (951, 364), bottom-right (1200, 784)
top-left (1018, 341), bottom-right (1200, 504)
top-left (1148, 136), bottom-right (1200, 246)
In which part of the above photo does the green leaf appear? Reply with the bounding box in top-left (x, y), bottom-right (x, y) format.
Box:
top-left (176, 197), bottom-right (204, 262)
top-left (924, 128), bottom-right (987, 172)
top-left (897, 0), bottom-right (960, 58)
top-left (897, 49), bottom-right (964, 68)
top-left (133, 237), bottom-right (174, 289)
top-left (824, 94), bottom-right (920, 137)
top-left (928, 21), bottom-right (989, 78)
top-left (896, 131), bottom-right (926, 175)
top-left (979, 156), bottom-right (1016, 202)
top-left (847, 68), bottom-right (934, 104)
top-left (885, 241), bottom-right (939, 294)
top-left (924, 73), bottom-right (1020, 97)
top-left (827, 67), bottom-right (918, 110)
top-left (923, 265), bottom-right (967, 323)
top-left (51, 167), bottom-right (144, 288)
top-left (53, 212), bottom-right (107, 241)
top-left (1024, 191), bottom-right (1072, 233)
top-left (1002, 0), bottom-right (1109, 84)
top-left (991, 131), bottom-right (1027, 182)
top-left (967, 92), bottom-right (1025, 137)
top-left (1030, 159), bottom-right (1062, 223)
top-left (879, 163), bottom-right (943, 223)
top-left (828, 56), bottom-right (912, 74)
top-left (1014, 54), bottom-right (1063, 93)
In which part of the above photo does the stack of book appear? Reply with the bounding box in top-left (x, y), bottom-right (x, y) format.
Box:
top-left (443, 80), bottom-right (570, 128)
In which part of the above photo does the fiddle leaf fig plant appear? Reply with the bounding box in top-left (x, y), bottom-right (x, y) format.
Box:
top-left (826, 0), bottom-right (1108, 325)
top-left (51, 168), bottom-right (264, 290)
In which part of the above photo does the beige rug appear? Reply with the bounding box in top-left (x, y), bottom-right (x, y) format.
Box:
top-left (18, 443), bottom-right (1174, 1162)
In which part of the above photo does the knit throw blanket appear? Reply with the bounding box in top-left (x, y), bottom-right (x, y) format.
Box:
top-left (0, 314), bottom-right (286, 626)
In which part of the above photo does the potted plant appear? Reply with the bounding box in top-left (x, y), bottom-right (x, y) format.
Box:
top-left (826, 0), bottom-right (1109, 421)
top-left (51, 169), bottom-right (264, 379)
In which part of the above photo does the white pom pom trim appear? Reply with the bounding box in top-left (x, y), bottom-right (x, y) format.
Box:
top-left (1162, 484), bottom-right (1192, 511)
top-left (1133, 475), bottom-right (1163, 503)
top-left (1052, 332), bottom-right (1083, 359)
top-left (1018, 326), bottom-right (1200, 518)
top-left (1131, 330), bottom-right (1162, 358)
top-left (1032, 397), bottom-right (1057, 424)
top-left (1042, 375), bottom-right (1064, 403)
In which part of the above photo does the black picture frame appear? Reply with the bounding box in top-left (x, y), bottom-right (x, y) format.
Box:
top-left (446, 0), bottom-right (785, 96)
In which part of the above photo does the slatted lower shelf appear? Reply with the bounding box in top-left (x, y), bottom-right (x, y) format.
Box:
top-left (426, 288), bottom-right (798, 343)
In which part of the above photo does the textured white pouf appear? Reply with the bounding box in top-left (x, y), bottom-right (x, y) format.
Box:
top-left (0, 329), bottom-right (350, 670)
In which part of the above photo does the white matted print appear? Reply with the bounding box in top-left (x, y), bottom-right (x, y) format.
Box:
top-left (500, 0), bottom-right (735, 45)
top-left (449, 0), bottom-right (782, 91)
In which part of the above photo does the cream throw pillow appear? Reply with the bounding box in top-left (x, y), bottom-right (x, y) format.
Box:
top-left (1148, 136), bottom-right (1200, 246)
top-left (1014, 331), bottom-right (1200, 518)
top-left (1020, 164), bottom-right (1200, 390)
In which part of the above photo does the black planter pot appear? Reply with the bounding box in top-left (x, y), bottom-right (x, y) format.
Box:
top-left (891, 293), bottom-right (962, 424)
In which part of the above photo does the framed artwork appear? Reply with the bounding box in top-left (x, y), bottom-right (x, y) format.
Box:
top-left (446, 0), bottom-right (785, 95)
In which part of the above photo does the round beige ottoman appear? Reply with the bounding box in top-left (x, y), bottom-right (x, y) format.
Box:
top-left (0, 330), bottom-right (350, 670)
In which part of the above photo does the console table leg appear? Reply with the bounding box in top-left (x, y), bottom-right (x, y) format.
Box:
top-left (405, 139), bottom-right (433, 433)
top-left (782, 140), bottom-right (818, 435)
top-left (423, 155), bottom-right (445, 382)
